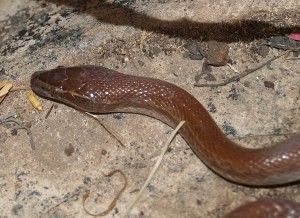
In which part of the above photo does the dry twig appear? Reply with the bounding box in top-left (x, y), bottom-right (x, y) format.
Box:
top-left (195, 51), bottom-right (290, 87)
top-left (83, 169), bottom-right (128, 216)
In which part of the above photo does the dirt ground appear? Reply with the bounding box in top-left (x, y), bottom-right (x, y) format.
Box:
top-left (0, 0), bottom-right (300, 217)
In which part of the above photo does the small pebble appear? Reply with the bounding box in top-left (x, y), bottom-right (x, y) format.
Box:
top-left (183, 42), bottom-right (205, 60)
top-left (149, 46), bottom-right (161, 57)
top-left (83, 177), bottom-right (92, 185)
top-left (257, 45), bottom-right (269, 57)
top-left (264, 81), bottom-right (275, 89)
top-left (101, 149), bottom-right (108, 155)
top-left (11, 129), bottom-right (17, 136)
top-left (243, 81), bottom-right (251, 87)
top-left (207, 41), bottom-right (229, 66)
top-left (64, 143), bottom-right (75, 156)
top-left (138, 60), bottom-right (145, 66)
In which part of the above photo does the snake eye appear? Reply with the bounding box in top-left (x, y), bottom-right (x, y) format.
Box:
top-left (48, 87), bottom-right (56, 96)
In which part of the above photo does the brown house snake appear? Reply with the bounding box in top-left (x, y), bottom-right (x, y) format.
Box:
top-left (31, 65), bottom-right (300, 217)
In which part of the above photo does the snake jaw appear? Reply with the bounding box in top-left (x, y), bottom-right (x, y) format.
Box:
top-left (67, 90), bottom-right (92, 101)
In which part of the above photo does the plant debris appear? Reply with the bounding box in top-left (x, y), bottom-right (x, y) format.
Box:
top-left (0, 112), bottom-right (36, 150)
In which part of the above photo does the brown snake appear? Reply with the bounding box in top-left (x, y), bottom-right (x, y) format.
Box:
top-left (31, 65), bottom-right (300, 217)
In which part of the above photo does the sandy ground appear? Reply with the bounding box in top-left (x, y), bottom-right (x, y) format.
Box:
top-left (0, 0), bottom-right (300, 217)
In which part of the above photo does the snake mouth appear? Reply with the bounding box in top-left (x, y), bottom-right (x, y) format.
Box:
top-left (31, 71), bottom-right (50, 97)
top-left (31, 70), bottom-right (65, 100)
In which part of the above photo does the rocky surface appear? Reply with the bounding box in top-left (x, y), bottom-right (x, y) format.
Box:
top-left (0, 0), bottom-right (300, 217)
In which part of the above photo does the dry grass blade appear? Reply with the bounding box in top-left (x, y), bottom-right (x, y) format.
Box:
top-left (121, 120), bottom-right (185, 218)
top-left (86, 112), bottom-right (129, 147)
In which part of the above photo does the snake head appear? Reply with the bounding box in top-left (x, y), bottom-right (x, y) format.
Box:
top-left (31, 66), bottom-right (111, 112)
top-left (31, 67), bottom-right (68, 99)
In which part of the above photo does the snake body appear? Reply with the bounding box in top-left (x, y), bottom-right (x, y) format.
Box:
top-left (31, 65), bottom-right (300, 217)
